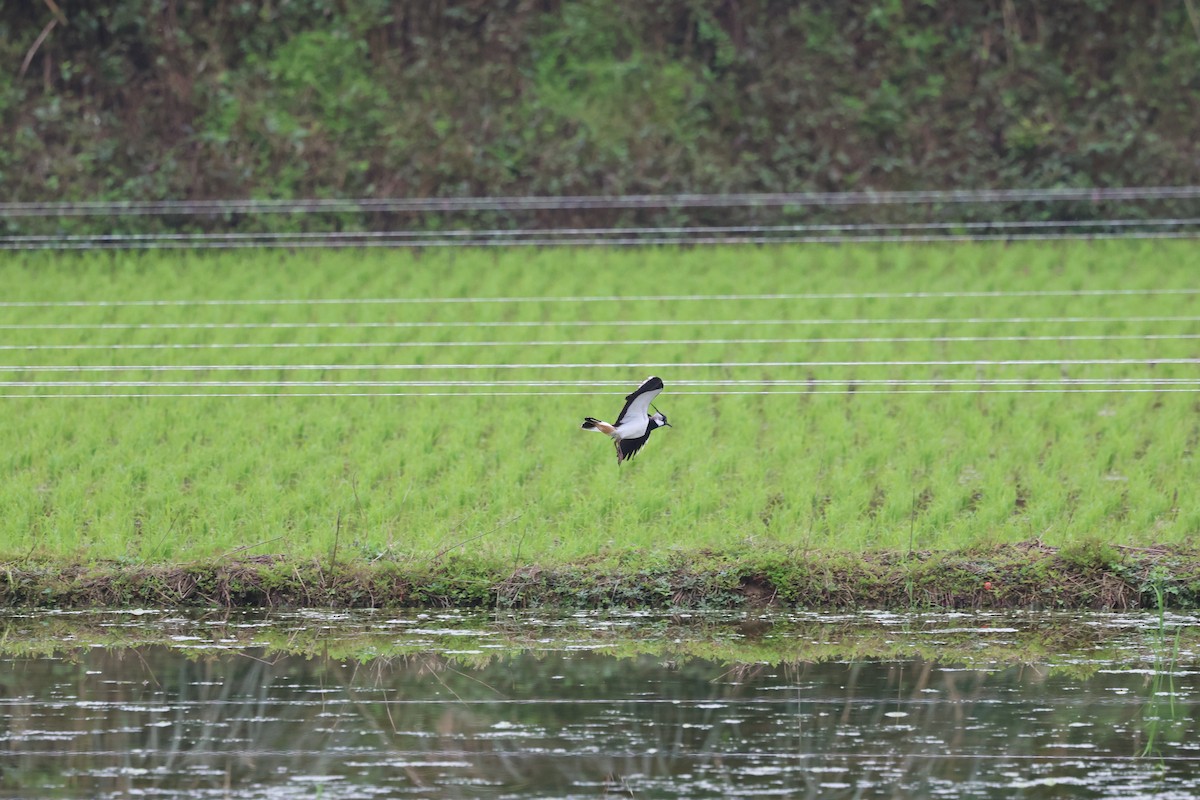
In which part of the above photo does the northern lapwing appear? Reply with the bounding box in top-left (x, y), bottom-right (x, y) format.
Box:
top-left (581, 375), bottom-right (672, 464)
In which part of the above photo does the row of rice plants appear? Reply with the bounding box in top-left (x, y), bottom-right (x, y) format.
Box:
top-left (1, 240), bottom-right (1197, 562)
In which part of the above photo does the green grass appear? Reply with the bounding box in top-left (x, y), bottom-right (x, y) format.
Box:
top-left (2, 240), bottom-right (1199, 566)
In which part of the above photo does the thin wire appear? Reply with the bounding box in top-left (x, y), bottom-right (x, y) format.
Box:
top-left (3, 286), bottom-right (1200, 309)
top-left (5, 333), bottom-right (1200, 352)
top-left (5, 230), bottom-right (1200, 251)
top-left (5, 217), bottom-right (1200, 248)
top-left (6, 359), bottom-right (1199, 373)
top-left (5, 387), bottom-right (1199, 398)
top-left (4, 378), bottom-right (1196, 388)
top-left (4, 315), bottom-right (1199, 331)
top-left (5, 185), bottom-right (1200, 216)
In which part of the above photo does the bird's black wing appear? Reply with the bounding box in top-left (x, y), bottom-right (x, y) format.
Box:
top-left (616, 431), bottom-right (652, 463)
top-left (613, 376), bottom-right (664, 426)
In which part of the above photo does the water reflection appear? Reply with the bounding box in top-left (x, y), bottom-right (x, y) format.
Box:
top-left (0, 610), bottom-right (1197, 799)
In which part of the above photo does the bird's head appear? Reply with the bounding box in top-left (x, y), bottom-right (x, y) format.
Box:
top-left (650, 404), bottom-right (671, 430)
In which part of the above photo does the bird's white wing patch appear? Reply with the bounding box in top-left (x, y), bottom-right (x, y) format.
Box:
top-left (613, 375), bottom-right (663, 426)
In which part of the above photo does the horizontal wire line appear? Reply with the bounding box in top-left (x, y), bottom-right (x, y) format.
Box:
top-left (5, 378), bottom-right (1197, 388)
top-left (4, 333), bottom-right (1200, 352)
top-left (6, 217), bottom-right (1200, 247)
top-left (4, 286), bottom-right (1200, 309)
top-left (6, 388), bottom-right (1200, 398)
top-left (4, 315), bottom-right (1200, 331)
top-left (5, 186), bottom-right (1200, 216)
top-left (5, 359), bottom-right (1199, 373)
top-left (6, 230), bottom-right (1200, 251)
top-left (10, 217), bottom-right (1194, 241)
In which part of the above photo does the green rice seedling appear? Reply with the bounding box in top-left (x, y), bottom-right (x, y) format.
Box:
top-left (1, 240), bottom-right (1198, 568)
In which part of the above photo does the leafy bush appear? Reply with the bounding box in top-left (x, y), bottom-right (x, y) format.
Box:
top-left (1, 1), bottom-right (1197, 226)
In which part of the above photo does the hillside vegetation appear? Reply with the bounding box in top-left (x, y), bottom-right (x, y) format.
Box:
top-left (3, 1), bottom-right (1199, 228)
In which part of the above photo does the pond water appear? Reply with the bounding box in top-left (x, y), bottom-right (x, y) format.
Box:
top-left (0, 609), bottom-right (1197, 799)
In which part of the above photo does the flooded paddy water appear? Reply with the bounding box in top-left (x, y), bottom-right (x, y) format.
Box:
top-left (1, 609), bottom-right (1197, 799)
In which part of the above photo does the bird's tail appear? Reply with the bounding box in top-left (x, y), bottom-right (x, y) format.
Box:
top-left (581, 417), bottom-right (616, 434)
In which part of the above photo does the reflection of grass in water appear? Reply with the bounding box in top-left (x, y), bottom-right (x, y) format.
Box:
top-left (0, 609), bottom-right (1195, 678)
top-left (1141, 582), bottom-right (1183, 760)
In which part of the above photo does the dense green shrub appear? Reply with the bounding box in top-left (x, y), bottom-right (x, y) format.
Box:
top-left (2, 1), bottom-right (1197, 226)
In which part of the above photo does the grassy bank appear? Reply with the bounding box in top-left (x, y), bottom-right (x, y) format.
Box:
top-left (2, 542), bottom-right (1199, 611)
top-left (2, 240), bottom-right (1199, 607)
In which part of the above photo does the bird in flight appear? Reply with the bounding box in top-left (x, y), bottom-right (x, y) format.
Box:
top-left (581, 376), bottom-right (672, 464)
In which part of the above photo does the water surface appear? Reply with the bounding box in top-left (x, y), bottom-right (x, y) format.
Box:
top-left (1, 609), bottom-right (1196, 798)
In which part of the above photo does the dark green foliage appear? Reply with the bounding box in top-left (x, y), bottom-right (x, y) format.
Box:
top-left (2, 1), bottom-right (1198, 226)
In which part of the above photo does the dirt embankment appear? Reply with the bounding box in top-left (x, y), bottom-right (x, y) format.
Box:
top-left (3, 541), bottom-right (1197, 610)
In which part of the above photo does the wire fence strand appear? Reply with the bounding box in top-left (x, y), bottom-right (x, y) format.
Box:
top-left (8, 186), bottom-right (1198, 249)
top-left (7, 230), bottom-right (1200, 251)
top-left (5, 358), bottom-right (1199, 372)
top-left (5, 377), bottom-right (1198, 388)
top-left (5, 186), bottom-right (1200, 216)
top-left (5, 315), bottom-right (1200, 331)
top-left (5, 218), bottom-right (1200, 247)
top-left (3, 286), bottom-right (1200, 309)
top-left (5, 332), bottom-right (1200, 352)
top-left (5, 387), bottom-right (1199, 399)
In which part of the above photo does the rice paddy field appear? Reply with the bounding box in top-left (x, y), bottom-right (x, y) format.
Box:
top-left (2, 240), bottom-right (1200, 605)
